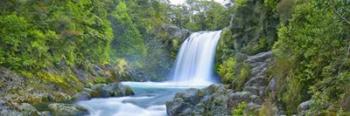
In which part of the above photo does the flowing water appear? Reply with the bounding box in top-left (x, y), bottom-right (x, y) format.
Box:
top-left (77, 31), bottom-right (222, 116)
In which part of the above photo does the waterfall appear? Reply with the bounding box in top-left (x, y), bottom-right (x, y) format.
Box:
top-left (171, 30), bottom-right (222, 85)
top-left (78, 31), bottom-right (223, 116)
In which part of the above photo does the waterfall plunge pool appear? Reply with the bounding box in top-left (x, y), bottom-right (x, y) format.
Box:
top-left (76, 81), bottom-right (212, 116)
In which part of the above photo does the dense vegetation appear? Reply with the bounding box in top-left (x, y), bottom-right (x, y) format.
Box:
top-left (272, 0), bottom-right (350, 114)
top-left (0, 0), bottom-right (117, 93)
top-left (216, 0), bottom-right (350, 115)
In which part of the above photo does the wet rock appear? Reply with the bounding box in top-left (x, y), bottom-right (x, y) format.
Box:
top-left (17, 103), bottom-right (40, 116)
top-left (39, 111), bottom-right (51, 116)
top-left (48, 103), bottom-right (88, 116)
top-left (73, 82), bottom-right (135, 100)
top-left (102, 83), bottom-right (135, 97)
top-left (73, 91), bottom-right (91, 101)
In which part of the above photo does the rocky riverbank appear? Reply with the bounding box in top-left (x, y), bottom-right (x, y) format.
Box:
top-left (0, 67), bottom-right (135, 116)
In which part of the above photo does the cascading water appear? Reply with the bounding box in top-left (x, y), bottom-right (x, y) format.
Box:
top-left (171, 31), bottom-right (222, 85)
top-left (77, 31), bottom-right (222, 116)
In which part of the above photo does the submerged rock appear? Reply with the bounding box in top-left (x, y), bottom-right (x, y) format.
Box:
top-left (48, 103), bottom-right (88, 116)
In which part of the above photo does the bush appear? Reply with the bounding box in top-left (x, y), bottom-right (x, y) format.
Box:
top-left (232, 102), bottom-right (248, 116)
top-left (218, 57), bottom-right (236, 84)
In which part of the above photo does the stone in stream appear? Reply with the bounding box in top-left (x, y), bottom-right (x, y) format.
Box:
top-left (73, 82), bottom-right (135, 101)
top-left (48, 103), bottom-right (88, 116)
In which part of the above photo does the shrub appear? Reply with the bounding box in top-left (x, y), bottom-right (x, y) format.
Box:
top-left (218, 57), bottom-right (236, 84)
top-left (232, 102), bottom-right (248, 116)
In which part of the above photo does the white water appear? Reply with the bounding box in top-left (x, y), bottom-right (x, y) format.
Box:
top-left (171, 31), bottom-right (222, 85)
top-left (77, 31), bottom-right (222, 116)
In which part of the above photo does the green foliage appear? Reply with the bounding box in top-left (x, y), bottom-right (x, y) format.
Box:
top-left (169, 0), bottom-right (231, 31)
top-left (230, 0), bottom-right (279, 55)
top-left (218, 57), bottom-right (236, 83)
top-left (236, 0), bottom-right (248, 7)
top-left (218, 56), bottom-right (251, 90)
top-left (111, 1), bottom-right (146, 67)
top-left (276, 0), bottom-right (296, 23)
top-left (232, 102), bottom-right (248, 116)
top-left (242, 37), bottom-right (269, 55)
top-left (94, 77), bottom-right (108, 84)
top-left (272, 0), bottom-right (350, 114)
top-left (216, 28), bottom-right (236, 61)
top-left (0, 0), bottom-right (117, 92)
top-left (259, 100), bottom-right (277, 116)
top-left (236, 63), bottom-right (251, 90)
top-left (263, 0), bottom-right (278, 10)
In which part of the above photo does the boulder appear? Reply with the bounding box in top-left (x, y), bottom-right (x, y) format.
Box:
top-left (102, 83), bottom-right (135, 97)
top-left (73, 82), bottom-right (135, 101)
top-left (17, 103), bottom-right (40, 115)
top-left (161, 24), bottom-right (190, 41)
top-left (48, 103), bottom-right (88, 116)
top-left (166, 84), bottom-right (267, 116)
top-left (298, 100), bottom-right (313, 113)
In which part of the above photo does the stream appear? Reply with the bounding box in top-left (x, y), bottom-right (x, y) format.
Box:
top-left (77, 82), bottom-right (209, 116)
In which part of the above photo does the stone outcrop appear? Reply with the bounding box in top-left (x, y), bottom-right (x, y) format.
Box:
top-left (243, 51), bottom-right (272, 96)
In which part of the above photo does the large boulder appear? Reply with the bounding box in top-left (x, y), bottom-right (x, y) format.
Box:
top-left (102, 83), bottom-right (135, 97)
top-left (166, 84), bottom-right (262, 116)
top-left (48, 103), bottom-right (88, 116)
top-left (73, 82), bottom-right (135, 100)
top-left (161, 24), bottom-right (190, 41)
top-left (16, 103), bottom-right (40, 116)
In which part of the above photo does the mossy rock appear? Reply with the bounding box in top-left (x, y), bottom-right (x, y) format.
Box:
top-left (48, 103), bottom-right (88, 116)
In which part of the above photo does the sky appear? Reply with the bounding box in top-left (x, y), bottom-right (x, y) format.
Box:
top-left (169, 0), bottom-right (231, 5)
